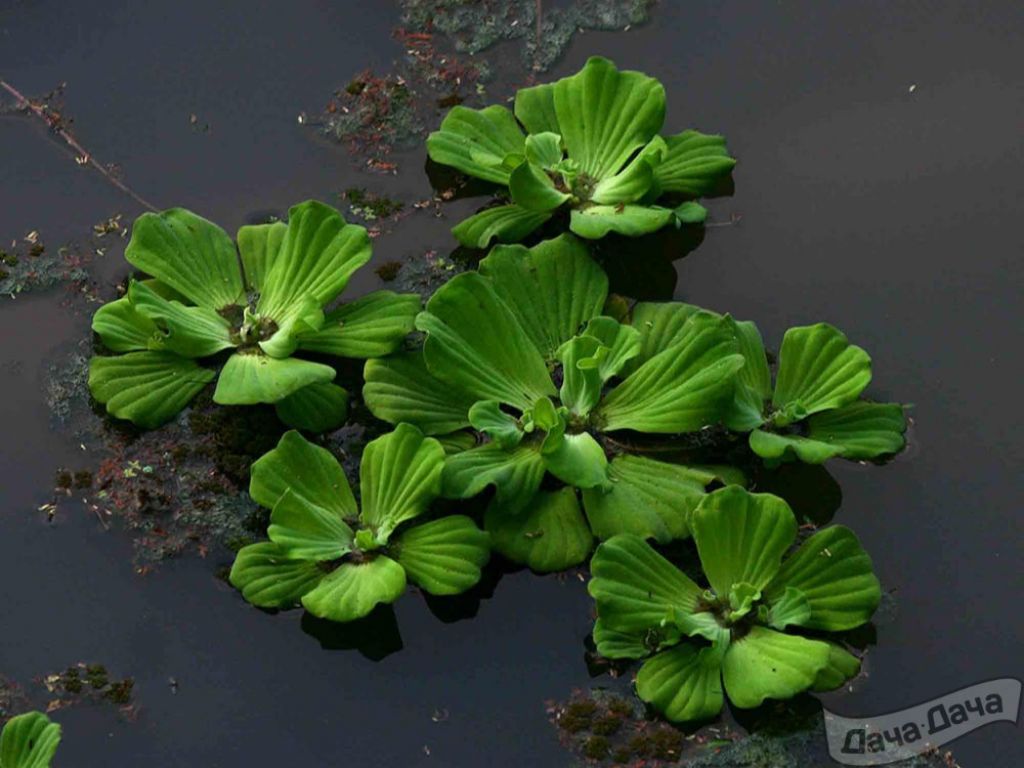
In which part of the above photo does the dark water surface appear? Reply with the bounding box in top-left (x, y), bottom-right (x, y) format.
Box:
top-left (1, 1), bottom-right (1021, 765)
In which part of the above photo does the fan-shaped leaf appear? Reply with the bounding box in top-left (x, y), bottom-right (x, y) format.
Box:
top-left (0, 711), bottom-right (62, 768)
top-left (524, 131), bottom-right (564, 168)
top-left (257, 200), bottom-right (371, 321)
top-left (624, 301), bottom-right (703, 373)
top-left (509, 160), bottom-right (572, 212)
top-left (637, 643), bottom-right (725, 723)
top-left (91, 296), bottom-right (157, 352)
top-left (417, 271), bottom-right (555, 411)
top-left (485, 488), bottom-right (592, 572)
top-left (298, 290), bottom-right (419, 358)
top-left (451, 204), bottom-right (552, 249)
top-left (592, 618), bottom-right (682, 660)
top-left (301, 556), bottom-right (407, 622)
top-left (514, 56), bottom-right (666, 180)
top-left (127, 280), bottom-right (234, 358)
top-left (214, 351), bottom-right (334, 405)
top-left (654, 130), bottom-right (737, 196)
top-left (591, 136), bottom-right (667, 204)
top-left (690, 487), bottom-right (797, 596)
top-left (570, 204), bottom-right (676, 239)
top-left (468, 400), bottom-right (523, 449)
top-left (772, 323), bottom-right (872, 423)
top-left (252, 430), bottom-right (356, 560)
top-left (812, 643), bottom-right (863, 692)
top-left (588, 534), bottom-right (703, 634)
top-left (229, 542), bottom-right (324, 609)
top-left (359, 425), bottom-right (445, 539)
top-left (806, 401), bottom-right (907, 459)
top-left (237, 221), bottom-right (286, 292)
top-left (597, 314), bottom-right (744, 433)
top-left (89, 351), bottom-right (215, 428)
top-left (479, 234), bottom-right (607, 360)
top-left (363, 352), bottom-right (475, 435)
top-left (721, 626), bottom-right (831, 708)
top-left (394, 515), bottom-right (490, 595)
top-left (580, 316), bottom-right (641, 382)
top-left (124, 207), bottom-right (244, 309)
top-left (726, 318), bottom-right (772, 431)
top-left (426, 105), bottom-right (526, 185)
top-left (765, 525), bottom-right (881, 631)
top-left (748, 430), bottom-right (844, 465)
top-left (442, 442), bottom-right (545, 515)
top-left (582, 455), bottom-right (712, 542)
top-left (541, 429), bottom-right (611, 490)
top-left (274, 382), bottom-right (349, 433)
top-left (556, 335), bottom-right (605, 417)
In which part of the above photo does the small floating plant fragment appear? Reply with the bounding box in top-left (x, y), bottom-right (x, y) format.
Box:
top-left (588, 486), bottom-right (880, 721)
top-left (427, 56), bottom-right (736, 248)
top-left (725, 321), bottom-right (907, 465)
top-left (89, 200), bottom-right (420, 430)
top-left (229, 425), bottom-right (490, 623)
top-left (364, 234), bottom-right (747, 572)
top-left (0, 711), bottom-right (61, 768)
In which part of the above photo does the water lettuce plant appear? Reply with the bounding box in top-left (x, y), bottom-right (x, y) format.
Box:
top-left (364, 234), bottom-right (747, 571)
top-left (89, 200), bottom-right (419, 430)
top-left (723, 319), bottom-right (907, 465)
top-left (589, 486), bottom-right (880, 721)
top-left (229, 424), bottom-right (490, 622)
top-left (0, 712), bottom-right (61, 768)
top-left (427, 56), bottom-right (736, 248)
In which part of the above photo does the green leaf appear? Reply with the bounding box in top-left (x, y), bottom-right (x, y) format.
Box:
top-left (92, 296), bottom-right (158, 352)
top-left (721, 626), bottom-right (831, 708)
top-left (258, 295), bottom-right (324, 359)
top-left (0, 711), bottom-right (62, 768)
top-left (524, 131), bottom-right (564, 168)
top-left (570, 204), bottom-right (676, 239)
top-left (580, 316), bottom-right (641, 382)
top-left (748, 429), bottom-right (845, 465)
top-left (435, 431), bottom-right (477, 455)
top-left (468, 400), bottom-right (523, 449)
top-left (556, 335), bottom-right (605, 417)
top-left (426, 105), bottom-right (526, 185)
top-left (89, 351), bottom-right (215, 428)
top-left (417, 271), bottom-right (555, 411)
top-left (582, 455), bottom-right (711, 543)
top-left (485, 488), bottom-right (592, 572)
top-left (765, 525), bottom-right (881, 631)
top-left (359, 424), bottom-right (445, 540)
top-left (765, 586), bottom-right (812, 630)
top-left (772, 323), bottom-right (872, 424)
top-left (394, 515), bottom-right (490, 595)
top-left (509, 160), bottom-right (572, 212)
top-left (298, 290), bottom-right (420, 358)
top-left (674, 201), bottom-right (708, 224)
top-left (237, 221), bottom-right (287, 292)
top-left (597, 313), bottom-right (744, 433)
top-left (540, 425), bottom-right (611, 491)
top-left (806, 401), bottom-right (907, 459)
top-left (637, 643), bottom-right (725, 722)
top-left (592, 618), bottom-right (682, 660)
top-left (251, 430), bottom-right (357, 560)
top-left (274, 382), bottom-right (349, 433)
top-left (812, 643), bottom-right (862, 692)
top-left (127, 280), bottom-right (234, 358)
top-left (514, 56), bottom-right (666, 180)
top-left (588, 534), bottom-right (704, 634)
top-left (451, 204), bottom-right (552, 249)
top-left (725, 318), bottom-right (772, 431)
top-left (654, 130), bottom-right (737, 196)
top-left (363, 352), bottom-right (475, 435)
top-left (690, 487), bottom-right (797, 596)
top-left (124, 207), bottom-right (244, 309)
top-left (229, 542), bottom-right (325, 609)
top-left (625, 302), bottom-right (703, 373)
top-left (442, 442), bottom-right (545, 515)
top-left (479, 234), bottom-right (608, 360)
top-left (257, 200), bottom-right (371, 321)
top-left (591, 137), bottom-right (667, 204)
top-left (214, 351), bottom-right (335, 405)
top-left (301, 556), bottom-right (407, 622)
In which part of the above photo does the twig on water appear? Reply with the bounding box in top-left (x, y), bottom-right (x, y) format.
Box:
top-left (1, 78), bottom-right (157, 212)
top-left (705, 212), bottom-right (743, 228)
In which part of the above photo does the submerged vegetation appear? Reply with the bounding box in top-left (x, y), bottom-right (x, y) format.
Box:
top-left (428, 57), bottom-right (736, 247)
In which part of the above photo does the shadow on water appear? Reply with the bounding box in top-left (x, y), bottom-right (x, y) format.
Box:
top-left (301, 606), bottom-right (404, 661)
